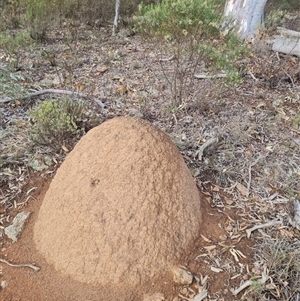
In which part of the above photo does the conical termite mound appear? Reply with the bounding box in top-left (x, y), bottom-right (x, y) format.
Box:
top-left (34, 117), bottom-right (203, 300)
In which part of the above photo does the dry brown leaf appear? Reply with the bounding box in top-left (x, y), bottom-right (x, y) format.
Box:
top-left (225, 197), bottom-right (234, 205)
top-left (61, 145), bottom-right (69, 152)
top-left (116, 85), bottom-right (128, 95)
top-left (225, 225), bottom-right (233, 232)
top-left (219, 234), bottom-right (227, 241)
top-left (230, 248), bottom-right (247, 262)
top-left (200, 234), bottom-right (211, 242)
top-left (279, 228), bottom-right (294, 239)
top-left (236, 182), bottom-right (248, 196)
top-left (231, 234), bottom-right (242, 240)
top-left (203, 245), bottom-right (216, 251)
top-left (210, 266), bottom-right (223, 273)
top-left (75, 83), bottom-right (85, 92)
top-left (97, 66), bottom-right (108, 73)
top-left (245, 149), bottom-right (252, 157)
top-left (212, 185), bottom-right (220, 192)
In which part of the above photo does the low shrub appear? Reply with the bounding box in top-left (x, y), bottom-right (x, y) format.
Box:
top-left (0, 31), bottom-right (32, 68)
top-left (29, 98), bottom-right (88, 149)
top-left (249, 239), bottom-right (300, 300)
top-left (134, 0), bottom-right (248, 103)
top-left (134, 0), bottom-right (222, 40)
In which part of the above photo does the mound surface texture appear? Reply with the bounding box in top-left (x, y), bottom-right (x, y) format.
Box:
top-left (34, 117), bottom-right (202, 296)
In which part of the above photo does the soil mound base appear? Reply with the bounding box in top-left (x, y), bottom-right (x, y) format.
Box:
top-left (33, 117), bottom-right (202, 297)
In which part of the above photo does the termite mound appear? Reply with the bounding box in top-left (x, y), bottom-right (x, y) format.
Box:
top-left (34, 116), bottom-right (203, 300)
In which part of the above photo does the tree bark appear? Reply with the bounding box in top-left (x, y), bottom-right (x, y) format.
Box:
top-left (113, 0), bottom-right (121, 35)
top-left (223, 0), bottom-right (268, 38)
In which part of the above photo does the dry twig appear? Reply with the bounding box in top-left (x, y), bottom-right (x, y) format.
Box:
top-left (246, 220), bottom-right (282, 238)
top-left (194, 73), bottom-right (226, 79)
top-left (231, 271), bottom-right (268, 296)
top-left (247, 71), bottom-right (257, 80)
top-left (246, 156), bottom-right (261, 197)
top-left (0, 89), bottom-right (105, 108)
top-left (0, 258), bottom-right (40, 271)
top-left (158, 55), bottom-right (175, 62)
top-left (197, 137), bottom-right (218, 160)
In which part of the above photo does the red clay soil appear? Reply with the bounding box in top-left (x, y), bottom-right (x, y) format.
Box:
top-left (0, 176), bottom-right (254, 301)
top-left (32, 117), bottom-right (203, 300)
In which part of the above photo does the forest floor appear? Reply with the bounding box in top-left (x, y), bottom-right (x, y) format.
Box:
top-left (0, 15), bottom-right (300, 301)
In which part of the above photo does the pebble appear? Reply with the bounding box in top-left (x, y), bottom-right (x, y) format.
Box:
top-left (4, 212), bottom-right (31, 243)
top-left (1, 280), bottom-right (8, 289)
top-left (172, 266), bottom-right (193, 285)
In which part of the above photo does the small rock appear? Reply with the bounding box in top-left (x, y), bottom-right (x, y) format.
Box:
top-left (172, 266), bottom-right (193, 285)
top-left (143, 293), bottom-right (165, 301)
top-left (1, 280), bottom-right (8, 289)
top-left (4, 212), bottom-right (31, 243)
top-left (28, 154), bottom-right (52, 171)
top-left (180, 287), bottom-right (188, 295)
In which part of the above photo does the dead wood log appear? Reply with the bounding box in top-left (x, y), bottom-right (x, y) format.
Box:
top-left (270, 27), bottom-right (300, 57)
top-left (0, 89), bottom-right (105, 108)
top-left (194, 74), bottom-right (227, 79)
top-left (277, 27), bottom-right (300, 38)
top-left (272, 37), bottom-right (300, 56)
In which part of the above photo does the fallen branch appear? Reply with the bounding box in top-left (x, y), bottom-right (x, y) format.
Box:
top-left (158, 55), bottom-right (175, 62)
top-left (277, 27), bottom-right (300, 38)
top-left (282, 69), bottom-right (295, 87)
top-left (231, 271), bottom-right (268, 296)
top-left (246, 220), bottom-right (282, 238)
top-left (197, 137), bottom-right (218, 161)
top-left (0, 97), bottom-right (11, 103)
top-left (247, 71), bottom-right (257, 80)
top-left (266, 27), bottom-right (300, 56)
top-left (272, 37), bottom-right (300, 56)
top-left (0, 89), bottom-right (105, 108)
top-left (194, 73), bottom-right (226, 79)
top-left (0, 258), bottom-right (40, 271)
top-left (246, 156), bottom-right (261, 197)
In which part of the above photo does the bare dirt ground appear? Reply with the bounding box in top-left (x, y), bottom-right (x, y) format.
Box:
top-left (0, 15), bottom-right (300, 301)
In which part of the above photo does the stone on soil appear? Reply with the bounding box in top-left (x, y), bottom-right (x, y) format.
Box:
top-left (4, 212), bottom-right (31, 243)
top-left (172, 266), bottom-right (194, 285)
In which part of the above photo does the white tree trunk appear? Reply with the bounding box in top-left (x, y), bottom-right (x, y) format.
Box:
top-left (223, 0), bottom-right (268, 38)
top-left (113, 0), bottom-right (121, 35)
